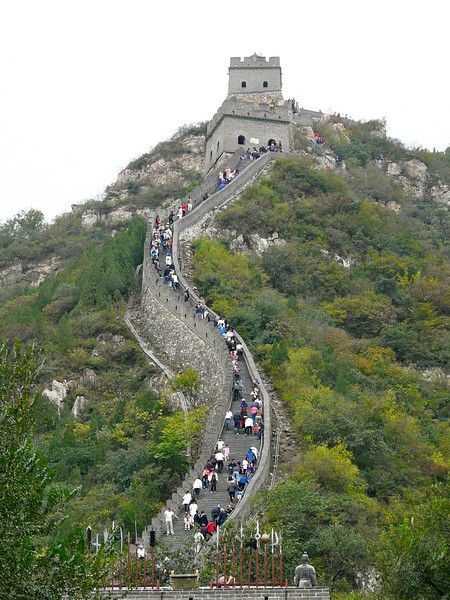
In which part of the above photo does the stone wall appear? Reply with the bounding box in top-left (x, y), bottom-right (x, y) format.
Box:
top-left (139, 152), bottom-right (277, 536)
top-left (88, 587), bottom-right (330, 600)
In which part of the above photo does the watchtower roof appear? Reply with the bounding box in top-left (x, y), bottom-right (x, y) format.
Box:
top-left (229, 54), bottom-right (280, 68)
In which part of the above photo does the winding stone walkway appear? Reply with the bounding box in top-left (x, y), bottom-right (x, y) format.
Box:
top-left (138, 153), bottom-right (279, 549)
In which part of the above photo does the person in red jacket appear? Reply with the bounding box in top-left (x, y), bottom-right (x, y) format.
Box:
top-left (207, 521), bottom-right (217, 535)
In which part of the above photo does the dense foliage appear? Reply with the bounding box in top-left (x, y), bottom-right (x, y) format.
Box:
top-left (0, 341), bottom-right (108, 598)
top-left (192, 149), bottom-right (449, 596)
top-left (0, 221), bottom-right (202, 551)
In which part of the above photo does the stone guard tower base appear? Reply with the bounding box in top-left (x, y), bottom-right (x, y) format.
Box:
top-left (205, 54), bottom-right (293, 172)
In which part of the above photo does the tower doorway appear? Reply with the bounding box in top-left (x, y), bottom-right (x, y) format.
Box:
top-left (238, 135), bottom-right (246, 145)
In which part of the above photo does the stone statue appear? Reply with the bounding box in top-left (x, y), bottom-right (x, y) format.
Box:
top-left (294, 553), bottom-right (317, 588)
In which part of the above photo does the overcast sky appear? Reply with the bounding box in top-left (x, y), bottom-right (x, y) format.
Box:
top-left (0, 0), bottom-right (448, 223)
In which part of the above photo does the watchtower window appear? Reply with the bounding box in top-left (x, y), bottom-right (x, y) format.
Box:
top-left (238, 135), bottom-right (246, 145)
top-left (263, 81), bottom-right (268, 88)
top-left (210, 150), bottom-right (213, 161)
top-left (217, 141), bottom-right (220, 151)
top-left (241, 81), bottom-right (247, 88)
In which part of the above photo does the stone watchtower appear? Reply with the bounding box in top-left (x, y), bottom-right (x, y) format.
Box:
top-left (204, 54), bottom-right (293, 171)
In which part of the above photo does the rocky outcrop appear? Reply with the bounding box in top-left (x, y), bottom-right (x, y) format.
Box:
top-left (42, 379), bottom-right (75, 414)
top-left (81, 206), bottom-right (152, 229)
top-left (321, 249), bottom-right (356, 268)
top-left (0, 256), bottom-right (61, 289)
top-left (71, 395), bottom-right (90, 419)
top-left (115, 134), bottom-right (205, 190)
top-left (79, 368), bottom-right (99, 389)
top-left (374, 158), bottom-right (449, 207)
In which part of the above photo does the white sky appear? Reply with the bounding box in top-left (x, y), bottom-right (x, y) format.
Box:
top-left (0, 0), bottom-right (449, 222)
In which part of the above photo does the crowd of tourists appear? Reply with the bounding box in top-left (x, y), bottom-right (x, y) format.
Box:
top-left (151, 166), bottom-right (265, 550)
top-left (163, 435), bottom-right (260, 552)
top-left (241, 140), bottom-right (283, 161)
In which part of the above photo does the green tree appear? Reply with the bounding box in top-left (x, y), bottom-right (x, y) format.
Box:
top-left (0, 341), bottom-right (102, 598)
top-left (169, 368), bottom-right (201, 407)
top-left (376, 483), bottom-right (450, 599)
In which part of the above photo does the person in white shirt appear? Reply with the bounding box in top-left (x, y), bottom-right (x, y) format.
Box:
top-left (193, 477), bottom-right (202, 497)
top-left (137, 545), bottom-right (146, 559)
top-left (245, 416), bottom-right (253, 435)
top-left (215, 451), bottom-right (224, 473)
top-left (242, 458), bottom-right (249, 473)
top-left (194, 531), bottom-right (204, 553)
top-left (165, 255), bottom-right (172, 266)
top-left (216, 439), bottom-right (225, 451)
top-left (225, 410), bottom-right (233, 431)
top-left (189, 501), bottom-right (198, 518)
top-left (182, 491), bottom-right (192, 513)
top-left (184, 513), bottom-right (193, 531)
top-left (164, 509), bottom-right (178, 535)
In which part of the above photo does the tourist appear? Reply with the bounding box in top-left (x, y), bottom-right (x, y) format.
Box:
top-left (182, 491), bottom-right (192, 513)
top-left (189, 500), bottom-right (198, 519)
top-left (215, 449), bottom-right (224, 473)
top-left (211, 505), bottom-right (221, 522)
top-left (225, 409), bottom-right (233, 431)
top-left (137, 545), bottom-right (146, 559)
top-left (202, 467), bottom-right (210, 489)
top-left (209, 470), bottom-right (218, 492)
top-left (193, 476), bottom-right (202, 497)
top-left (184, 288), bottom-right (190, 302)
top-left (164, 508), bottom-right (178, 535)
top-left (184, 513), bottom-right (194, 531)
top-left (227, 478), bottom-right (236, 502)
top-left (233, 411), bottom-right (241, 434)
top-left (223, 443), bottom-right (230, 462)
top-left (194, 530), bottom-right (204, 553)
top-left (245, 415), bottom-right (253, 435)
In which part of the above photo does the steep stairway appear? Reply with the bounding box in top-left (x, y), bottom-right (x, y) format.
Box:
top-left (139, 151), bottom-right (280, 549)
top-left (164, 356), bottom-right (259, 549)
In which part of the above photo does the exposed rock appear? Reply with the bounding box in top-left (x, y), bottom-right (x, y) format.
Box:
top-left (387, 162), bottom-right (402, 176)
top-left (403, 159), bottom-right (428, 182)
top-left (321, 249), bottom-right (356, 268)
top-left (248, 233), bottom-right (287, 255)
top-left (79, 368), bottom-right (98, 389)
top-left (93, 333), bottom-right (126, 357)
top-left (386, 200), bottom-right (402, 213)
top-left (114, 134), bottom-right (205, 190)
top-left (0, 256), bottom-right (62, 289)
top-left (81, 210), bottom-right (100, 228)
top-left (420, 367), bottom-right (449, 384)
top-left (42, 379), bottom-right (75, 414)
top-left (0, 263), bottom-right (22, 287)
top-left (71, 395), bottom-right (90, 419)
top-left (166, 391), bottom-right (187, 411)
top-left (81, 206), bottom-right (153, 229)
top-left (431, 183), bottom-right (450, 207)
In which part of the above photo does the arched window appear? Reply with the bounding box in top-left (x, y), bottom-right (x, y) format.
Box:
top-left (217, 140), bottom-right (220, 152)
top-left (238, 135), bottom-right (246, 145)
top-left (263, 81), bottom-right (268, 88)
top-left (210, 150), bottom-right (213, 161)
top-left (241, 81), bottom-right (247, 88)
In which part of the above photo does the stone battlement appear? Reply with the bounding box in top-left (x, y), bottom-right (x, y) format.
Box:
top-left (230, 54), bottom-right (281, 68)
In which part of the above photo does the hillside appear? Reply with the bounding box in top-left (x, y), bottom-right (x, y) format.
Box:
top-left (0, 117), bottom-right (448, 598)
